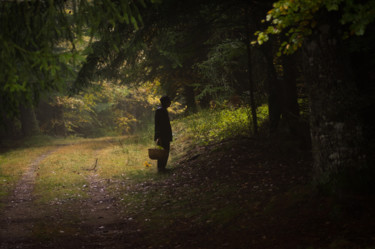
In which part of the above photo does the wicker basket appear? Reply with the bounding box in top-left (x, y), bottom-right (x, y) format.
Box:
top-left (148, 148), bottom-right (168, 160)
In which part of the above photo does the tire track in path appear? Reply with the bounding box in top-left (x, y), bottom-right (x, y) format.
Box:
top-left (1, 141), bottom-right (142, 249)
top-left (75, 172), bottom-right (131, 249)
top-left (0, 148), bottom-right (57, 249)
top-left (73, 145), bottom-right (140, 249)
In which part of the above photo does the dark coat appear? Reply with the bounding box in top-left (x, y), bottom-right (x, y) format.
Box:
top-left (154, 107), bottom-right (172, 142)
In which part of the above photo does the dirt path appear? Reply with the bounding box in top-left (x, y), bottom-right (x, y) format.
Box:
top-left (73, 172), bottom-right (133, 248)
top-left (1, 137), bottom-right (375, 249)
top-left (0, 146), bottom-right (139, 249)
top-left (0, 149), bottom-right (56, 249)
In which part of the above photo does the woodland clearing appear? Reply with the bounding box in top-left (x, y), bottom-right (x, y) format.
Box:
top-left (0, 135), bottom-right (375, 249)
top-left (1, 1), bottom-right (375, 248)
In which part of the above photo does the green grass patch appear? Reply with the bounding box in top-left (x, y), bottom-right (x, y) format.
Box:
top-left (95, 136), bottom-right (158, 180)
top-left (32, 136), bottom-right (158, 203)
top-left (32, 137), bottom-right (128, 203)
top-left (173, 105), bottom-right (268, 145)
top-left (34, 144), bottom-right (92, 203)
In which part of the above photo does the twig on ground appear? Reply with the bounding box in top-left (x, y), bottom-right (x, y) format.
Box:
top-left (86, 158), bottom-right (98, 171)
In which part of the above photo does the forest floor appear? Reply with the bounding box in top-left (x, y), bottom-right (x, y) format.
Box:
top-left (1, 136), bottom-right (375, 249)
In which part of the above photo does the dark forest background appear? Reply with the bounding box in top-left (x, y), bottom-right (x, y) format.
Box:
top-left (1, 0), bottom-right (375, 188)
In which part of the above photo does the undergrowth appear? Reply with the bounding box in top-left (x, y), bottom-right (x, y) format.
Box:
top-left (173, 105), bottom-right (268, 145)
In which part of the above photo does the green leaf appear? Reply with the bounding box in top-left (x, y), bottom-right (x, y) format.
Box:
top-left (266, 14), bottom-right (272, 22)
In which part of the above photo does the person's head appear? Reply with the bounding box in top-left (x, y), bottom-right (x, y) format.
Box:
top-left (160, 96), bottom-right (171, 108)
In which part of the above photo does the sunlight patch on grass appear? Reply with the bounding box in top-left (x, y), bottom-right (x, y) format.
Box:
top-left (34, 143), bottom-right (96, 203)
top-left (95, 136), bottom-right (158, 180)
top-left (33, 136), bottom-right (158, 203)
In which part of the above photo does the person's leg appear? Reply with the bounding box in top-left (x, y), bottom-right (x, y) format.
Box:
top-left (157, 141), bottom-right (170, 172)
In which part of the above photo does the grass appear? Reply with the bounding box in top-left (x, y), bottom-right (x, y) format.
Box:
top-left (1, 105), bottom-right (265, 201)
top-left (2, 106), bottom-right (375, 248)
top-left (0, 134), bottom-right (94, 204)
top-left (0, 145), bottom-right (55, 204)
top-left (34, 143), bottom-right (91, 203)
top-left (0, 134), bottom-right (159, 205)
top-left (0, 134), bottom-right (158, 241)
top-left (2, 106), bottom-right (263, 243)
top-left (97, 136), bottom-right (157, 179)
top-left (173, 105), bottom-right (268, 145)
top-left (33, 136), bottom-right (159, 203)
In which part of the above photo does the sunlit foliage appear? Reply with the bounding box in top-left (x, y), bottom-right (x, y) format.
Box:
top-left (174, 105), bottom-right (269, 145)
top-left (42, 80), bottom-right (185, 137)
top-left (255, 0), bottom-right (375, 54)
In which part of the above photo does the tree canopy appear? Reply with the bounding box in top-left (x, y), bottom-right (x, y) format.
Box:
top-left (255, 0), bottom-right (375, 54)
top-left (0, 0), bottom-right (144, 118)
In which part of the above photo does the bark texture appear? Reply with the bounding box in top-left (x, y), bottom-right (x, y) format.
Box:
top-left (302, 24), bottom-right (365, 183)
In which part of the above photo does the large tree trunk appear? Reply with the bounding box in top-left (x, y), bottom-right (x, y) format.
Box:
top-left (261, 42), bottom-right (283, 133)
top-left (281, 53), bottom-right (300, 123)
top-left (281, 53), bottom-right (311, 148)
top-left (20, 105), bottom-right (40, 137)
top-left (302, 24), bottom-right (365, 184)
top-left (245, 9), bottom-right (258, 134)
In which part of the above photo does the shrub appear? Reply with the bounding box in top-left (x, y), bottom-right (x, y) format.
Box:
top-left (173, 105), bottom-right (268, 145)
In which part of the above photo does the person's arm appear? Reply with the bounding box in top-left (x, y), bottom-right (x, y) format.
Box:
top-left (154, 109), bottom-right (161, 141)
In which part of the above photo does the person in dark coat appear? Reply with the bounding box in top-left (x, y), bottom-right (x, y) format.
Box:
top-left (154, 96), bottom-right (172, 172)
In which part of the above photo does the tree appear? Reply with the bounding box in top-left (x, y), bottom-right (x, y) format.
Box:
top-left (75, 0), bottom-right (274, 117)
top-left (74, 0), bottom-right (218, 113)
top-left (19, 105), bottom-right (40, 137)
top-left (0, 0), bottom-right (143, 130)
top-left (256, 0), bottom-right (375, 184)
top-left (0, 0), bottom-right (76, 118)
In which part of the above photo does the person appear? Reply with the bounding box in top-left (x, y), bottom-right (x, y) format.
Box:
top-left (154, 96), bottom-right (172, 172)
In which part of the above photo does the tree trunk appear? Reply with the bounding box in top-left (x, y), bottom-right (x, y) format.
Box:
top-left (184, 84), bottom-right (197, 114)
top-left (267, 71), bottom-right (283, 133)
top-left (53, 102), bottom-right (67, 137)
top-left (20, 105), bottom-right (40, 137)
top-left (302, 24), bottom-right (365, 184)
top-left (261, 42), bottom-right (283, 133)
top-left (245, 10), bottom-right (258, 134)
top-left (281, 53), bottom-right (311, 148)
top-left (281, 53), bottom-right (300, 123)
